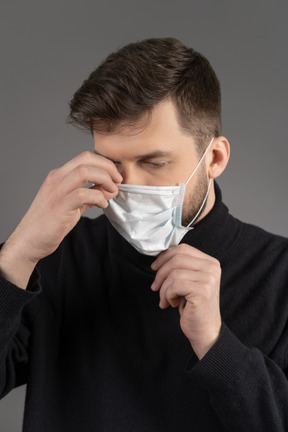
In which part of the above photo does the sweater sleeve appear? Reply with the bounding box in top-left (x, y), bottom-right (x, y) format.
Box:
top-left (0, 271), bottom-right (41, 399)
top-left (185, 323), bottom-right (288, 431)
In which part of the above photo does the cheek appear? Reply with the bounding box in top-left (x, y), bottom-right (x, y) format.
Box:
top-left (182, 173), bottom-right (209, 210)
top-left (183, 177), bottom-right (200, 202)
top-left (144, 167), bottom-right (180, 187)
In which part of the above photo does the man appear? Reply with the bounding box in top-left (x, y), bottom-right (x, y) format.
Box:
top-left (0, 38), bottom-right (287, 431)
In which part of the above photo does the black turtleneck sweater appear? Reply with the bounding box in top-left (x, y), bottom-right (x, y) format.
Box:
top-left (1, 185), bottom-right (288, 431)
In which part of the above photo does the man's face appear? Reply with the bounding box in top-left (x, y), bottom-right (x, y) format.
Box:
top-left (93, 99), bottom-right (211, 226)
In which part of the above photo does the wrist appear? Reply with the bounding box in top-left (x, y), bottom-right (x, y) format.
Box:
top-left (189, 325), bottom-right (222, 360)
top-left (0, 237), bottom-right (38, 289)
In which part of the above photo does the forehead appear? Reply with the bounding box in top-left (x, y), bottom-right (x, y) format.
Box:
top-left (93, 100), bottom-right (197, 159)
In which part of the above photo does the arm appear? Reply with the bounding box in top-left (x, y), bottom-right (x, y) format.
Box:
top-left (0, 270), bottom-right (41, 398)
top-left (0, 151), bottom-right (122, 397)
top-left (186, 323), bottom-right (288, 431)
top-left (151, 243), bottom-right (288, 431)
top-left (0, 151), bottom-right (122, 289)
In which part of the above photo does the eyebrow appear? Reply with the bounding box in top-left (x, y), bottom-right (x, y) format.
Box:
top-left (93, 150), bottom-right (174, 161)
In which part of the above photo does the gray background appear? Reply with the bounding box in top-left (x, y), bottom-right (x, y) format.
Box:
top-left (0, 0), bottom-right (287, 430)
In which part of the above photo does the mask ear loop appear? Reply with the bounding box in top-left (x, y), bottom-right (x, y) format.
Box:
top-left (184, 137), bottom-right (214, 186)
top-left (186, 178), bottom-right (212, 228)
top-left (184, 137), bottom-right (214, 228)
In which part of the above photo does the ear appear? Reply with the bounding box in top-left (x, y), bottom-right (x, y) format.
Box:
top-left (207, 136), bottom-right (230, 179)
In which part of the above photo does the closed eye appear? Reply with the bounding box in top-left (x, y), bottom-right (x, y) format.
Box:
top-left (145, 161), bottom-right (169, 168)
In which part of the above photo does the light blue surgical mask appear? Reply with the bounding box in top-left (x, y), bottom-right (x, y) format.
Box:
top-left (104, 138), bottom-right (214, 256)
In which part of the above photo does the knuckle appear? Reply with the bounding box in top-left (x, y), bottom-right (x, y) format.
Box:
top-left (172, 255), bottom-right (183, 267)
top-left (202, 282), bottom-right (212, 298)
top-left (75, 188), bottom-right (87, 201)
top-left (156, 266), bottom-right (166, 280)
top-left (76, 164), bottom-right (89, 181)
top-left (170, 254), bottom-right (185, 269)
top-left (211, 256), bottom-right (220, 266)
top-left (94, 189), bottom-right (105, 202)
top-left (170, 268), bottom-right (180, 280)
top-left (209, 260), bottom-right (221, 275)
top-left (213, 261), bottom-right (221, 275)
top-left (165, 279), bottom-right (174, 294)
top-left (80, 150), bottom-right (93, 160)
top-left (170, 278), bottom-right (179, 291)
top-left (178, 243), bottom-right (190, 253)
top-left (45, 168), bottom-right (59, 184)
top-left (207, 273), bottom-right (215, 286)
top-left (100, 170), bottom-right (111, 183)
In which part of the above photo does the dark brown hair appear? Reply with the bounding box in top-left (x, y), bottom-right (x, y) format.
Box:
top-left (68, 38), bottom-right (221, 151)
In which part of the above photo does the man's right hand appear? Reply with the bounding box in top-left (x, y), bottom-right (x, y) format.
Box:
top-left (0, 151), bottom-right (122, 289)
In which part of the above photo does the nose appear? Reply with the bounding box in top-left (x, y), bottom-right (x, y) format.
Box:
top-left (118, 164), bottom-right (144, 185)
top-left (120, 169), bottom-right (137, 185)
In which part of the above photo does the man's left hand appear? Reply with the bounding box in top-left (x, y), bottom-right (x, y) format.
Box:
top-left (151, 244), bottom-right (222, 360)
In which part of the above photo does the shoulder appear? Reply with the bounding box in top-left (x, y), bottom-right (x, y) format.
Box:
top-left (230, 217), bottom-right (288, 277)
top-left (237, 218), bottom-right (288, 253)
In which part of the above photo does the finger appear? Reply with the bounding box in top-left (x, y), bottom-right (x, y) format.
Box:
top-left (158, 270), bottom-right (204, 308)
top-left (94, 185), bottom-right (119, 201)
top-left (159, 277), bottom-right (211, 310)
top-left (59, 165), bottom-right (120, 196)
top-left (151, 255), bottom-right (211, 291)
top-left (178, 297), bottom-right (186, 314)
top-left (50, 152), bottom-right (123, 184)
top-left (159, 268), bottom-right (220, 310)
top-left (66, 187), bottom-right (110, 211)
top-left (159, 279), bottom-right (196, 309)
top-left (159, 276), bottom-right (194, 309)
top-left (151, 243), bottom-right (212, 271)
